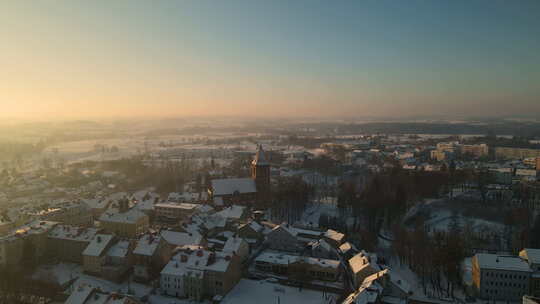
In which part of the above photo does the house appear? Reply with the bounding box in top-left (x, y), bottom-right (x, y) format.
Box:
top-left (349, 252), bottom-right (384, 289)
top-left (310, 239), bottom-right (338, 259)
top-left (64, 284), bottom-right (141, 304)
top-left (222, 236), bottom-right (249, 262)
top-left (254, 251), bottom-right (341, 282)
top-left (161, 230), bottom-right (206, 248)
top-left (132, 233), bottom-right (172, 282)
top-left (154, 202), bottom-right (198, 226)
top-left (99, 205), bottom-right (149, 238)
top-left (324, 229), bottom-right (345, 248)
top-left (160, 247), bottom-right (242, 301)
top-left (265, 224), bottom-right (301, 252)
top-left (82, 234), bottom-right (116, 275)
top-left (0, 220), bottom-right (58, 268)
top-left (101, 240), bottom-right (133, 282)
top-left (47, 225), bottom-right (100, 263)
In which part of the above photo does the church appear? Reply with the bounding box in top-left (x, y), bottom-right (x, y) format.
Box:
top-left (209, 145), bottom-right (270, 206)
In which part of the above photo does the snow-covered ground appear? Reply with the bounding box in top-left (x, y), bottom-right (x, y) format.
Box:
top-left (220, 279), bottom-right (338, 304)
top-left (33, 263), bottom-right (152, 299)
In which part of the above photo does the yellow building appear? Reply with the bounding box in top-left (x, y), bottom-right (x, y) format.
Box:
top-left (99, 208), bottom-right (149, 238)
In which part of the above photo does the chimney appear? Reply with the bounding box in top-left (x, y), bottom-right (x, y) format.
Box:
top-left (207, 252), bottom-right (216, 266)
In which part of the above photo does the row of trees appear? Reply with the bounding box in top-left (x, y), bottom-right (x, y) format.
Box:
top-left (392, 218), bottom-right (466, 299)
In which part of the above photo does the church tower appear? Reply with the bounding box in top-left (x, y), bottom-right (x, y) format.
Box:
top-left (251, 144), bottom-right (270, 194)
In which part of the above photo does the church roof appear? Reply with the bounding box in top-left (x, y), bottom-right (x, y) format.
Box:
top-left (211, 178), bottom-right (257, 196)
top-left (252, 144), bottom-right (269, 166)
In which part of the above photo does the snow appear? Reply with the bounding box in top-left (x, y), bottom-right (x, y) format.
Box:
top-left (148, 295), bottom-right (210, 304)
top-left (214, 205), bottom-right (245, 220)
top-left (324, 229), bottom-right (345, 243)
top-left (220, 279), bottom-right (338, 304)
top-left (211, 178), bottom-right (256, 196)
top-left (99, 208), bottom-right (147, 224)
top-left (475, 253), bottom-right (531, 272)
top-left (107, 240), bottom-right (130, 258)
top-left (65, 284), bottom-right (94, 304)
top-left (48, 225), bottom-right (99, 242)
top-left (223, 237), bottom-right (245, 253)
top-left (161, 230), bottom-right (202, 247)
top-left (83, 234), bottom-right (115, 257)
top-left (520, 248), bottom-right (540, 265)
top-left (133, 234), bottom-right (161, 256)
top-left (256, 251), bottom-right (340, 269)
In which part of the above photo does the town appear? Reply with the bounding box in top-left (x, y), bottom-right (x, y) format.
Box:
top-left (2, 120), bottom-right (540, 304)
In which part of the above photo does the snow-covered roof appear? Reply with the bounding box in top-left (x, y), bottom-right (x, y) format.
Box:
top-left (98, 208), bottom-right (147, 224)
top-left (349, 252), bottom-right (379, 274)
top-left (83, 234), bottom-right (115, 257)
top-left (133, 233), bottom-right (161, 256)
top-left (107, 240), bottom-right (130, 258)
top-left (325, 229), bottom-right (345, 243)
top-left (255, 252), bottom-right (340, 269)
top-left (155, 202), bottom-right (198, 210)
top-left (161, 230), bottom-right (202, 247)
top-left (475, 253), bottom-right (532, 272)
top-left (521, 248), bottom-right (540, 265)
top-left (339, 242), bottom-right (354, 254)
top-left (211, 178), bottom-right (256, 196)
top-left (271, 224), bottom-right (298, 237)
top-left (48, 225), bottom-right (99, 242)
top-left (223, 237), bottom-right (245, 253)
top-left (214, 205), bottom-right (246, 220)
top-left (161, 249), bottom-right (233, 277)
top-left (65, 284), bottom-right (94, 304)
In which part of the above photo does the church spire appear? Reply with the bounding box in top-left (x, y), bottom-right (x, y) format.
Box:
top-left (252, 144), bottom-right (268, 166)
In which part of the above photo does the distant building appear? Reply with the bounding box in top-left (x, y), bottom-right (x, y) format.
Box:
top-left (495, 147), bottom-right (540, 160)
top-left (472, 253), bottom-right (531, 301)
top-left (461, 144), bottom-right (489, 158)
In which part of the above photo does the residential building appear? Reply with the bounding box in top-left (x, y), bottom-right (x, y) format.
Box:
top-left (461, 144), bottom-right (489, 158)
top-left (265, 224), bottom-right (301, 252)
top-left (99, 207), bottom-right (149, 238)
top-left (160, 247), bottom-right (242, 301)
top-left (133, 233), bottom-right (172, 282)
top-left (47, 225), bottom-right (100, 263)
top-left (472, 253), bottom-right (531, 301)
top-left (0, 220), bottom-right (58, 268)
top-left (349, 252), bottom-right (384, 289)
top-left (495, 147), bottom-right (540, 160)
top-left (253, 251), bottom-right (341, 282)
top-left (154, 202), bottom-right (198, 225)
top-left (82, 234), bottom-right (116, 275)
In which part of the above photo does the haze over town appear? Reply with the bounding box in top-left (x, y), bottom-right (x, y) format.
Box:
top-left (1, 1), bottom-right (540, 304)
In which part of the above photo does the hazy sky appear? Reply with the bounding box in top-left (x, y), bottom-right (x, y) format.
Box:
top-left (1, 1), bottom-right (539, 120)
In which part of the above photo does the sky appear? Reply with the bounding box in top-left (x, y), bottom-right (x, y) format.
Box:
top-left (1, 0), bottom-right (539, 120)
